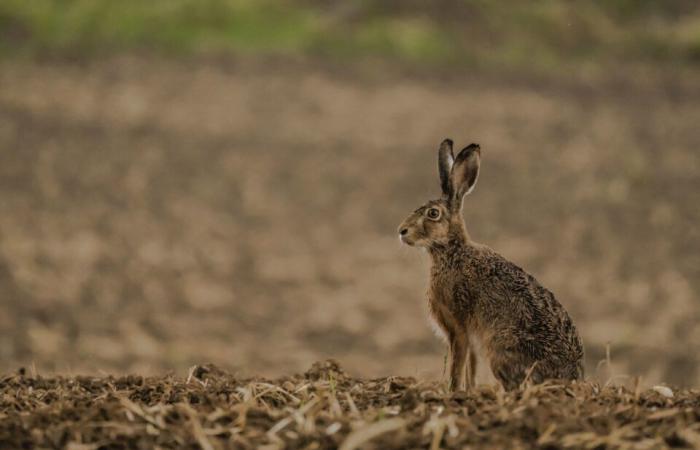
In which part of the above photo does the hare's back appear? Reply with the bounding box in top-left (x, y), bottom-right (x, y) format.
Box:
top-left (472, 248), bottom-right (584, 365)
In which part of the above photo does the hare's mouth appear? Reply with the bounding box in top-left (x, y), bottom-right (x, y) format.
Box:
top-left (399, 235), bottom-right (416, 246)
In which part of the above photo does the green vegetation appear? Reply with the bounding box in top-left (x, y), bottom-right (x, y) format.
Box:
top-left (1, 0), bottom-right (700, 70)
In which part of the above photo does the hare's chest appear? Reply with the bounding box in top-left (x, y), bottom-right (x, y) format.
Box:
top-left (427, 277), bottom-right (465, 338)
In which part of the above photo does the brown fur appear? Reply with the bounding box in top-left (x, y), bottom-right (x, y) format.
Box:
top-left (398, 139), bottom-right (584, 391)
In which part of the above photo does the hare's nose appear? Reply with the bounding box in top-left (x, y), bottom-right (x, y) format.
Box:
top-left (399, 228), bottom-right (408, 236)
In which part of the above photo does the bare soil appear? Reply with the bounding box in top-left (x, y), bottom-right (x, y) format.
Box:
top-left (1, 360), bottom-right (699, 449)
top-left (0, 55), bottom-right (698, 389)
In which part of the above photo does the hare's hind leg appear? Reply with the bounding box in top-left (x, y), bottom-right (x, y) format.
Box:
top-left (448, 332), bottom-right (468, 392)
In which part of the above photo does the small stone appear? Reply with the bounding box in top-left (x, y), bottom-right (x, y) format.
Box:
top-left (652, 385), bottom-right (674, 398)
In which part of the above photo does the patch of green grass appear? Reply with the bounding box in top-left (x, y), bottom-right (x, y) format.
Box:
top-left (312, 17), bottom-right (459, 65)
top-left (1, 0), bottom-right (700, 70)
top-left (0, 0), bottom-right (320, 55)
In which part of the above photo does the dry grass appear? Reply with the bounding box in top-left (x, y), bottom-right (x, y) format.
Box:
top-left (1, 361), bottom-right (699, 449)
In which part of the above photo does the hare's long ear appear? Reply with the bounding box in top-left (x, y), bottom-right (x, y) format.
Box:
top-left (450, 143), bottom-right (481, 207)
top-left (438, 139), bottom-right (454, 197)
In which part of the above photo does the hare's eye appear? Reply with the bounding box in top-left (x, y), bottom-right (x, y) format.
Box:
top-left (427, 208), bottom-right (441, 220)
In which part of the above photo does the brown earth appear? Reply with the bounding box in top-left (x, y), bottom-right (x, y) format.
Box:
top-left (0, 55), bottom-right (698, 388)
top-left (1, 360), bottom-right (699, 449)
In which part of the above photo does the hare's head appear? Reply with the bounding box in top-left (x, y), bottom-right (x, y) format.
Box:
top-left (398, 139), bottom-right (481, 248)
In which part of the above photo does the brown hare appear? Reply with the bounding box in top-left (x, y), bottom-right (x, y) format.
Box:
top-left (398, 139), bottom-right (584, 391)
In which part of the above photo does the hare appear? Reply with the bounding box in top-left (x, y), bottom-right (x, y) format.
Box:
top-left (398, 139), bottom-right (584, 391)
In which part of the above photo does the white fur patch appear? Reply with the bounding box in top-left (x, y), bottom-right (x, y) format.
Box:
top-left (427, 315), bottom-right (448, 342)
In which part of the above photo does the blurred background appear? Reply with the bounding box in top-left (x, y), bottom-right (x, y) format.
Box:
top-left (0, 1), bottom-right (698, 386)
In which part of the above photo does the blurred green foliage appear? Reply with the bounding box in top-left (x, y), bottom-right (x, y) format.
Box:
top-left (1, 0), bottom-right (700, 69)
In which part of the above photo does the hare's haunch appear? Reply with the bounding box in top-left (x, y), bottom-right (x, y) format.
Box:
top-left (398, 139), bottom-right (584, 391)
